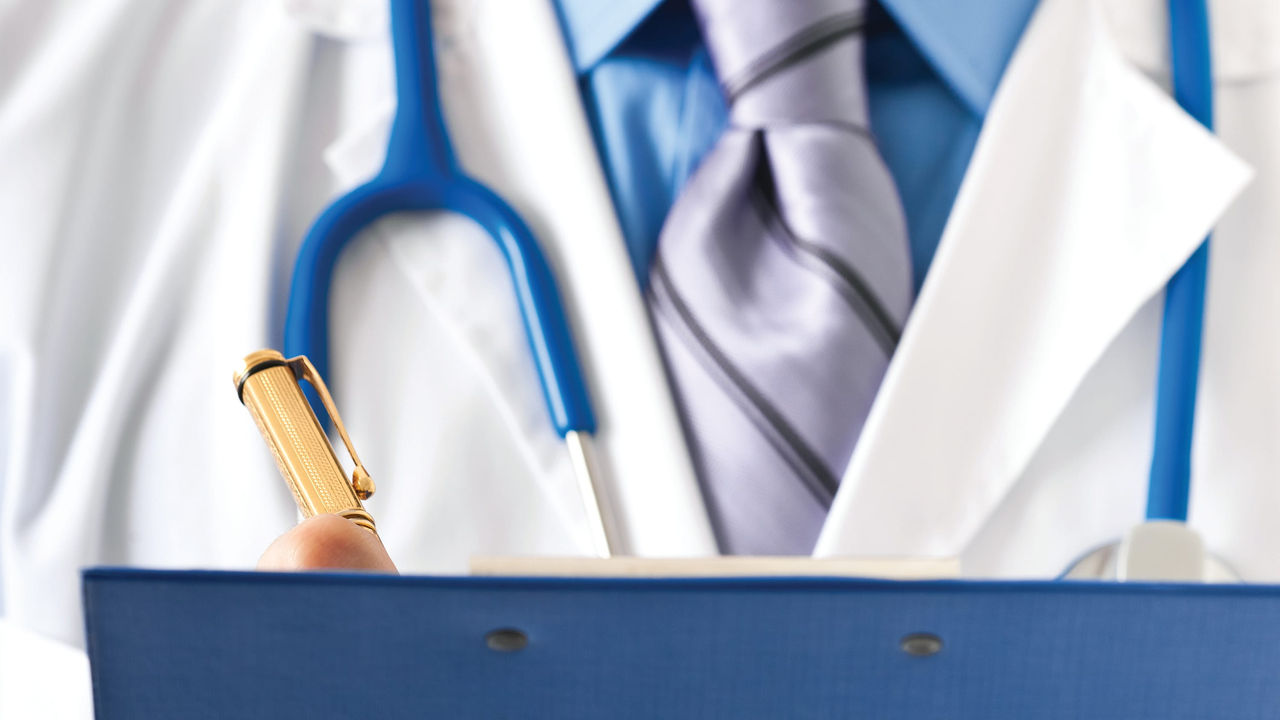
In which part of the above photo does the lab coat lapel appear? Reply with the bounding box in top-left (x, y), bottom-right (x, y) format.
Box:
top-left (320, 0), bottom-right (716, 556)
top-left (816, 0), bottom-right (1251, 558)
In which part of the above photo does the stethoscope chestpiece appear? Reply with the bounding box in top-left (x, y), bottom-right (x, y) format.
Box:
top-left (1061, 521), bottom-right (1238, 582)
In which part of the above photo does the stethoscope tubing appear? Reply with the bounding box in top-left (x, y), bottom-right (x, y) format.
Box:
top-left (283, 0), bottom-right (595, 439)
top-left (1146, 0), bottom-right (1213, 522)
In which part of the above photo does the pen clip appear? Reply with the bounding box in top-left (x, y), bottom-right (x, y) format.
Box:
top-left (287, 355), bottom-right (376, 501)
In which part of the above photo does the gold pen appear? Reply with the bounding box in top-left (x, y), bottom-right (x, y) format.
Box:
top-left (234, 349), bottom-right (378, 534)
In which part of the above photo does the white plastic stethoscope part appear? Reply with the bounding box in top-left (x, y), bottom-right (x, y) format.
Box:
top-left (1061, 521), bottom-right (1238, 582)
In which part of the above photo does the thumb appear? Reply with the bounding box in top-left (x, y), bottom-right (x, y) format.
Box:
top-left (258, 514), bottom-right (398, 573)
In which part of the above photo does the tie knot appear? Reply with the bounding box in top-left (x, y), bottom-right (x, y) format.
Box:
top-left (695, 0), bottom-right (871, 127)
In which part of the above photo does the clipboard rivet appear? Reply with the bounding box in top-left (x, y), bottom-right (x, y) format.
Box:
top-left (899, 633), bottom-right (943, 657)
top-left (485, 628), bottom-right (529, 652)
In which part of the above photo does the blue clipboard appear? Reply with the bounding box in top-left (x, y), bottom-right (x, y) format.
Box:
top-left (83, 568), bottom-right (1280, 718)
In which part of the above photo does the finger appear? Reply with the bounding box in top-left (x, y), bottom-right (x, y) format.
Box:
top-left (257, 514), bottom-right (398, 573)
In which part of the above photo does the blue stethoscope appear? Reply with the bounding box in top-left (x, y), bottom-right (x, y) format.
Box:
top-left (285, 0), bottom-right (1214, 566)
top-left (1066, 0), bottom-right (1224, 579)
top-left (282, 0), bottom-right (614, 556)
top-left (1147, 0), bottom-right (1213, 525)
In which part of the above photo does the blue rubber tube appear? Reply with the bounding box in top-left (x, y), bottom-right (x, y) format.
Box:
top-left (283, 0), bottom-right (596, 437)
top-left (1145, 0), bottom-right (1213, 521)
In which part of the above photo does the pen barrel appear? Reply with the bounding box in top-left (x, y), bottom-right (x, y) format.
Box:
top-left (237, 358), bottom-right (376, 533)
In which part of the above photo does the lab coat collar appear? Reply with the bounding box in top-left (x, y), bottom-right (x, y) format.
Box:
top-left (815, 0), bottom-right (1252, 560)
top-left (1103, 0), bottom-right (1280, 83)
top-left (279, 0), bottom-right (387, 40)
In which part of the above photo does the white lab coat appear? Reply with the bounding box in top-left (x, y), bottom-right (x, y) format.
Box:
top-left (0, 0), bottom-right (712, 713)
top-left (818, 0), bottom-right (1278, 582)
top-left (4, 0), bottom-right (1280, 714)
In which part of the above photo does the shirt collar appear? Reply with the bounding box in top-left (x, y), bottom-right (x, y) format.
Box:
top-left (554, 0), bottom-right (666, 71)
top-left (556, 0), bottom-right (1039, 117)
top-left (878, 0), bottom-right (1040, 116)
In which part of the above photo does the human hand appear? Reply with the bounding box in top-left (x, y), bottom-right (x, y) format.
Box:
top-left (257, 514), bottom-right (398, 573)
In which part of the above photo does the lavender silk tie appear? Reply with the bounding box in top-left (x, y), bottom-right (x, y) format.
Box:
top-left (648, 0), bottom-right (913, 554)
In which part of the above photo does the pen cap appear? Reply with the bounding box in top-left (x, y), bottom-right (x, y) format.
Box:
top-left (235, 350), bottom-right (376, 533)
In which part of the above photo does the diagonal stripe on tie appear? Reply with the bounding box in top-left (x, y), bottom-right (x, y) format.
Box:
top-left (651, 258), bottom-right (843, 505)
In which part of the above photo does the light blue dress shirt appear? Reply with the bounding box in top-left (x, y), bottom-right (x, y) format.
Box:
top-left (553, 0), bottom-right (1040, 291)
